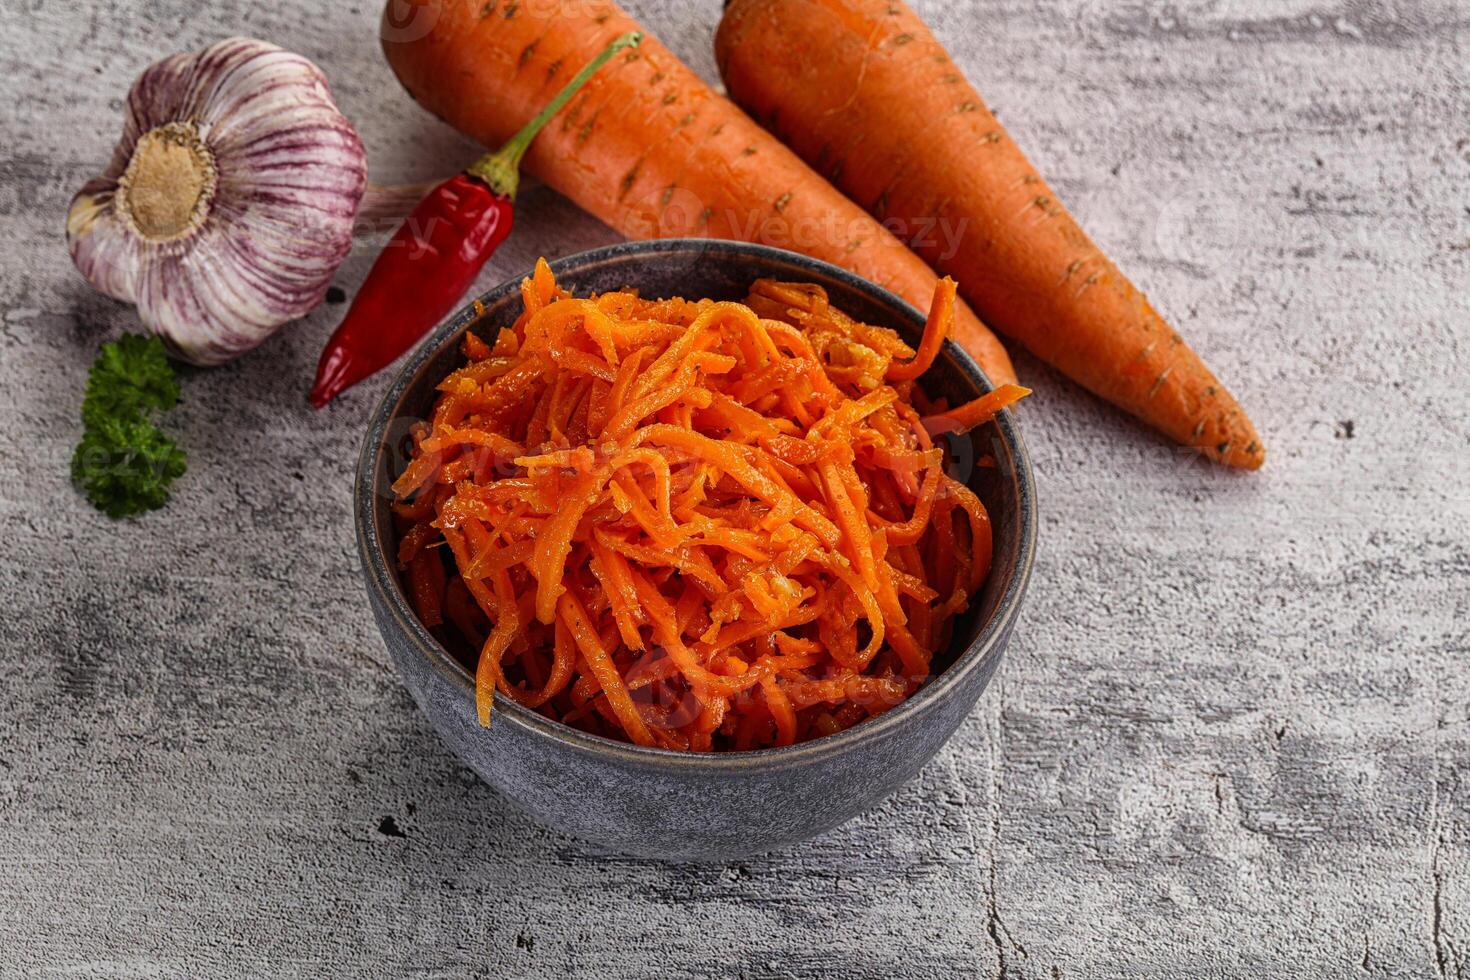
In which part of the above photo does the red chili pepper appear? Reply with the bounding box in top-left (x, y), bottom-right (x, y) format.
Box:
top-left (309, 31), bottom-right (642, 408)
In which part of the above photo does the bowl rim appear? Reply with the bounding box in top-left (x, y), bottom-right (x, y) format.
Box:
top-left (354, 238), bottom-right (1036, 771)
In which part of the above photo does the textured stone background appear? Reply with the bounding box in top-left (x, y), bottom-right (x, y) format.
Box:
top-left (1, 0), bottom-right (1467, 976)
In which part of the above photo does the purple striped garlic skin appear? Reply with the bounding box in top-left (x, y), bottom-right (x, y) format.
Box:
top-left (67, 38), bottom-right (368, 365)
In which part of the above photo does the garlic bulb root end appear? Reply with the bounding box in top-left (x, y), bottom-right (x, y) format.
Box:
top-left (65, 37), bottom-right (369, 366)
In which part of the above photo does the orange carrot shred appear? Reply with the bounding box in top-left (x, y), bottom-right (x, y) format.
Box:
top-left (924, 383), bottom-right (1031, 434)
top-left (887, 277), bottom-right (956, 382)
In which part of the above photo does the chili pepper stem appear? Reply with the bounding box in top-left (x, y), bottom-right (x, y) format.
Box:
top-left (466, 31), bottom-right (643, 200)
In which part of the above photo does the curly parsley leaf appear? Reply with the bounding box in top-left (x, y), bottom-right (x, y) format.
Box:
top-left (81, 333), bottom-right (181, 428)
top-left (73, 335), bottom-right (187, 518)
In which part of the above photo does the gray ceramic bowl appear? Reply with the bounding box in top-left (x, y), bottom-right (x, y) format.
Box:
top-left (355, 239), bottom-right (1036, 860)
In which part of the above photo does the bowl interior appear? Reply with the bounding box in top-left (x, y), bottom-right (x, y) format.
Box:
top-left (358, 239), bottom-right (1034, 759)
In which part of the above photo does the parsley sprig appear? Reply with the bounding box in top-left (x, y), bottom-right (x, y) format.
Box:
top-left (72, 335), bottom-right (187, 518)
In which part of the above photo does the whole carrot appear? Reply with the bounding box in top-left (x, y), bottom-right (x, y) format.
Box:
top-left (379, 0), bottom-right (1017, 387)
top-left (716, 0), bottom-right (1264, 468)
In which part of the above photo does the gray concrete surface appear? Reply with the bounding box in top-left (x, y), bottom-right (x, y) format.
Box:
top-left (1, 0), bottom-right (1466, 976)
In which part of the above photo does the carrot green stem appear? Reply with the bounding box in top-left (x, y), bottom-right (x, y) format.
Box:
top-left (467, 31), bottom-right (643, 199)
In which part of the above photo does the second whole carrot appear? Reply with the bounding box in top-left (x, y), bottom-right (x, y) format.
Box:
top-left (716, 0), bottom-right (1264, 468)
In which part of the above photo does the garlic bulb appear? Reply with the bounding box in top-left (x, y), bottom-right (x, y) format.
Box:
top-left (67, 38), bottom-right (368, 365)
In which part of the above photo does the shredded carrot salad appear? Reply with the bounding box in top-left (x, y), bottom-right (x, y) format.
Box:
top-left (391, 259), bottom-right (1028, 751)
